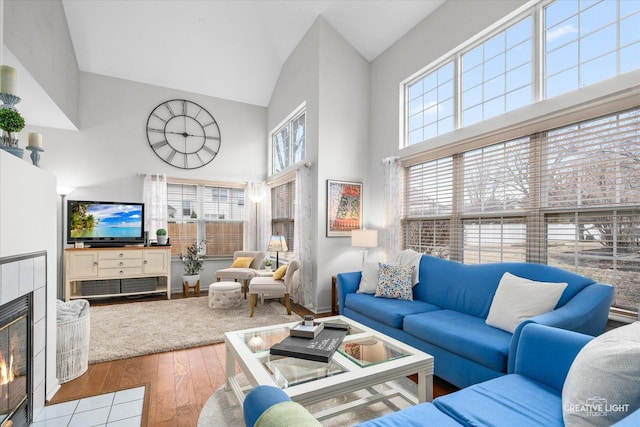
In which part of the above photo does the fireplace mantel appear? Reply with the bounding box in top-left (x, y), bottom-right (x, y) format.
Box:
top-left (0, 150), bottom-right (58, 422)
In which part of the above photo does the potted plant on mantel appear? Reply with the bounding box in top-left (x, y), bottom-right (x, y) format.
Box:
top-left (180, 242), bottom-right (205, 287)
top-left (0, 108), bottom-right (26, 158)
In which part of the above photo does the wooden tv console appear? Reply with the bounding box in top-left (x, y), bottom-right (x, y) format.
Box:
top-left (64, 246), bottom-right (172, 301)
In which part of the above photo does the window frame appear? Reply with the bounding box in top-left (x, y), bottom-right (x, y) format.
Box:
top-left (401, 0), bottom-right (640, 149)
top-left (402, 106), bottom-right (640, 315)
top-left (167, 180), bottom-right (245, 258)
top-left (270, 103), bottom-right (306, 176)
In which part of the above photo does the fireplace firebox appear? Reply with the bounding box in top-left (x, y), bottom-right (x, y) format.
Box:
top-left (0, 295), bottom-right (31, 427)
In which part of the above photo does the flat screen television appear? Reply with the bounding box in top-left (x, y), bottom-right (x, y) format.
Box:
top-left (67, 200), bottom-right (145, 247)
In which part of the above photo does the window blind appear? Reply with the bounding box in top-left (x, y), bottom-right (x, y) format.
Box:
top-left (403, 106), bottom-right (640, 312)
top-left (271, 181), bottom-right (295, 251)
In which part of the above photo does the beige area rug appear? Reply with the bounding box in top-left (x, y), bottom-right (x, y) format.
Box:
top-left (89, 296), bottom-right (301, 363)
top-left (197, 375), bottom-right (418, 426)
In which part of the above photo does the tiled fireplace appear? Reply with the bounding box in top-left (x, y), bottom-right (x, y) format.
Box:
top-left (0, 252), bottom-right (47, 426)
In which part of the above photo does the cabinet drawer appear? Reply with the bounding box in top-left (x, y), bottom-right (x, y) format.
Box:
top-left (99, 259), bottom-right (142, 269)
top-left (99, 250), bottom-right (143, 261)
top-left (98, 267), bottom-right (143, 277)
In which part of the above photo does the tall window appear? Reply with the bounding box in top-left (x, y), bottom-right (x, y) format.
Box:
top-left (404, 0), bottom-right (640, 147)
top-left (271, 181), bottom-right (295, 253)
top-left (272, 109), bottom-right (306, 175)
top-left (545, 0), bottom-right (640, 97)
top-left (167, 182), bottom-right (244, 257)
top-left (462, 17), bottom-right (532, 126)
top-left (407, 62), bottom-right (454, 144)
top-left (403, 107), bottom-right (640, 312)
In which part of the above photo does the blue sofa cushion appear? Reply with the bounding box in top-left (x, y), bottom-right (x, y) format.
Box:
top-left (404, 310), bottom-right (511, 372)
top-left (356, 401), bottom-right (463, 427)
top-left (344, 293), bottom-right (440, 329)
top-left (434, 374), bottom-right (564, 427)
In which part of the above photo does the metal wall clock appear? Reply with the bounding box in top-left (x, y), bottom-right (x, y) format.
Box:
top-left (146, 99), bottom-right (221, 169)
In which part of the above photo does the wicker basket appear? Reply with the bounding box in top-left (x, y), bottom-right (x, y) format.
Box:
top-left (56, 310), bottom-right (90, 383)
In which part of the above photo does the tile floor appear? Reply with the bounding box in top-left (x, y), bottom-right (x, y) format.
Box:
top-left (31, 386), bottom-right (144, 427)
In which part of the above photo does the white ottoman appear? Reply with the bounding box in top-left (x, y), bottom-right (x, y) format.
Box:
top-left (208, 281), bottom-right (242, 309)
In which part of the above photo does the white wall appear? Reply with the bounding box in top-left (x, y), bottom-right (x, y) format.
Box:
top-left (268, 17), bottom-right (370, 312)
top-left (4, 0), bottom-right (80, 127)
top-left (37, 71), bottom-right (267, 195)
top-left (0, 150), bottom-right (59, 401)
top-left (368, 0), bottom-right (527, 227)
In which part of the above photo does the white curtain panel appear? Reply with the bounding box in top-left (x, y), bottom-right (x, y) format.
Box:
top-left (293, 163), bottom-right (313, 306)
top-left (244, 181), bottom-right (270, 251)
top-left (257, 182), bottom-right (271, 252)
top-left (382, 157), bottom-right (403, 261)
top-left (143, 173), bottom-right (168, 237)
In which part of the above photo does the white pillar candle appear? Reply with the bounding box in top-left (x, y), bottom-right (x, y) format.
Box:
top-left (0, 66), bottom-right (17, 95)
top-left (28, 133), bottom-right (43, 149)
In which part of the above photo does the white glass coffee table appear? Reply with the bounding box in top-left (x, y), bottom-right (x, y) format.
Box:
top-left (224, 315), bottom-right (434, 420)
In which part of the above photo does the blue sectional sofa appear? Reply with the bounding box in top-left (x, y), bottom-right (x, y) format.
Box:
top-left (243, 324), bottom-right (640, 427)
top-left (337, 255), bottom-right (614, 388)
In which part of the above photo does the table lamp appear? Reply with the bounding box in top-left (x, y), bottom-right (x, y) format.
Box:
top-left (352, 229), bottom-right (378, 265)
top-left (267, 235), bottom-right (288, 268)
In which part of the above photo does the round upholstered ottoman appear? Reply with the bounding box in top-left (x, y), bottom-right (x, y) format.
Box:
top-left (208, 281), bottom-right (242, 309)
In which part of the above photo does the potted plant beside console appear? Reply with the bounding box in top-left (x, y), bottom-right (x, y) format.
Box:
top-left (180, 242), bottom-right (205, 295)
top-left (156, 228), bottom-right (168, 245)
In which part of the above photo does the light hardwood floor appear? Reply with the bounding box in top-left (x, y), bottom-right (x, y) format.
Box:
top-left (49, 295), bottom-right (457, 426)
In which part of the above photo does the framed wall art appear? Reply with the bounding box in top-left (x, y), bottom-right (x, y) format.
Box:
top-left (326, 180), bottom-right (362, 237)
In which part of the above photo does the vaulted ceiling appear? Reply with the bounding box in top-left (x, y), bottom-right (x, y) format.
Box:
top-left (62, 0), bottom-right (445, 107)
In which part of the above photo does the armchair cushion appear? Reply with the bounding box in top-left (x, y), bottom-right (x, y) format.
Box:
top-left (273, 265), bottom-right (287, 280)
top-left (232, 256), bottom-right (254, 268)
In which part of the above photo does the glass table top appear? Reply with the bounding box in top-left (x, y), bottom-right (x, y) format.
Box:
top-left (235, 318), bottom-right (410, 389)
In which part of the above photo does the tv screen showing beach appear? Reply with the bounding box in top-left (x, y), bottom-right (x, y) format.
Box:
top-left (69, 202), bottom-right (143, 239)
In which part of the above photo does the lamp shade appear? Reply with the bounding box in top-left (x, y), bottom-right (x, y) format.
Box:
top-left (268, 235), bottom-right (288, 252)
top-left (352, 229), bottom-right (378, 248)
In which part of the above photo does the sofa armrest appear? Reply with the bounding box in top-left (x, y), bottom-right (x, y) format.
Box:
top-left (243, 385), bottom-right (321, 427)
top-left (336, 271), bottom-right (361, 315)
top-left (507, 283), bottom-right (613, 373)
top-left (244, 385), bottom-right (291, 427)
top-left (513, 323), bottom-right (592, 391)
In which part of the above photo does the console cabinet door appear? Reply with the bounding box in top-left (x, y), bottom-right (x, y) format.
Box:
top-left (66, 251), bottom-right (99, 278)
top-left (143, 249), bottom-right (169, 274)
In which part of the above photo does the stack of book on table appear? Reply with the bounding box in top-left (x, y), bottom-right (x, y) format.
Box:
top-left (270, 322), bottom-right (349, 363)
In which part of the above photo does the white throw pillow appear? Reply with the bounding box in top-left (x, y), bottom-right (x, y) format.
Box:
top-left (357, 262), bottom-right (380, 294)
top-left (485, 272), bottom-right (567, 333)
top-left (563, 321), bottom-right (640, 426)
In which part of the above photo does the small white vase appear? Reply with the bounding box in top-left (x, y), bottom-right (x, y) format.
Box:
top-left (157, 235), bottom-right (168, 245)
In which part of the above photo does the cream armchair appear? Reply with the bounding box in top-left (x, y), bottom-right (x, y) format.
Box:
top-left (215, 251), bottom-right (266, 299)
top-left (248, 258), bottom-right (300, 317)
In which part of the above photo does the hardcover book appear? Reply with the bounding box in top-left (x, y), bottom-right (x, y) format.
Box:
top-left (270, 327), bottom-right (348, 363)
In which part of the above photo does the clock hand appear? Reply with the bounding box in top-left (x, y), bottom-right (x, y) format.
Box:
top-left (165, 131), bottom-right (198, 137)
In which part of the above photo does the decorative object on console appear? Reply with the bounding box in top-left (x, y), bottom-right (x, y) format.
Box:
top-left (352, 228), bottom-right (377, 265)
top-left (326, 180), bottom-right (362, 236)
top-left (146, 99), bottom-right (221, 169)
top-left (156, 228), bottom-right (168, 245)
top-left (267, 235), bottom-right (288, 268)
top-left (27, 132), bottom-right (44, 166)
